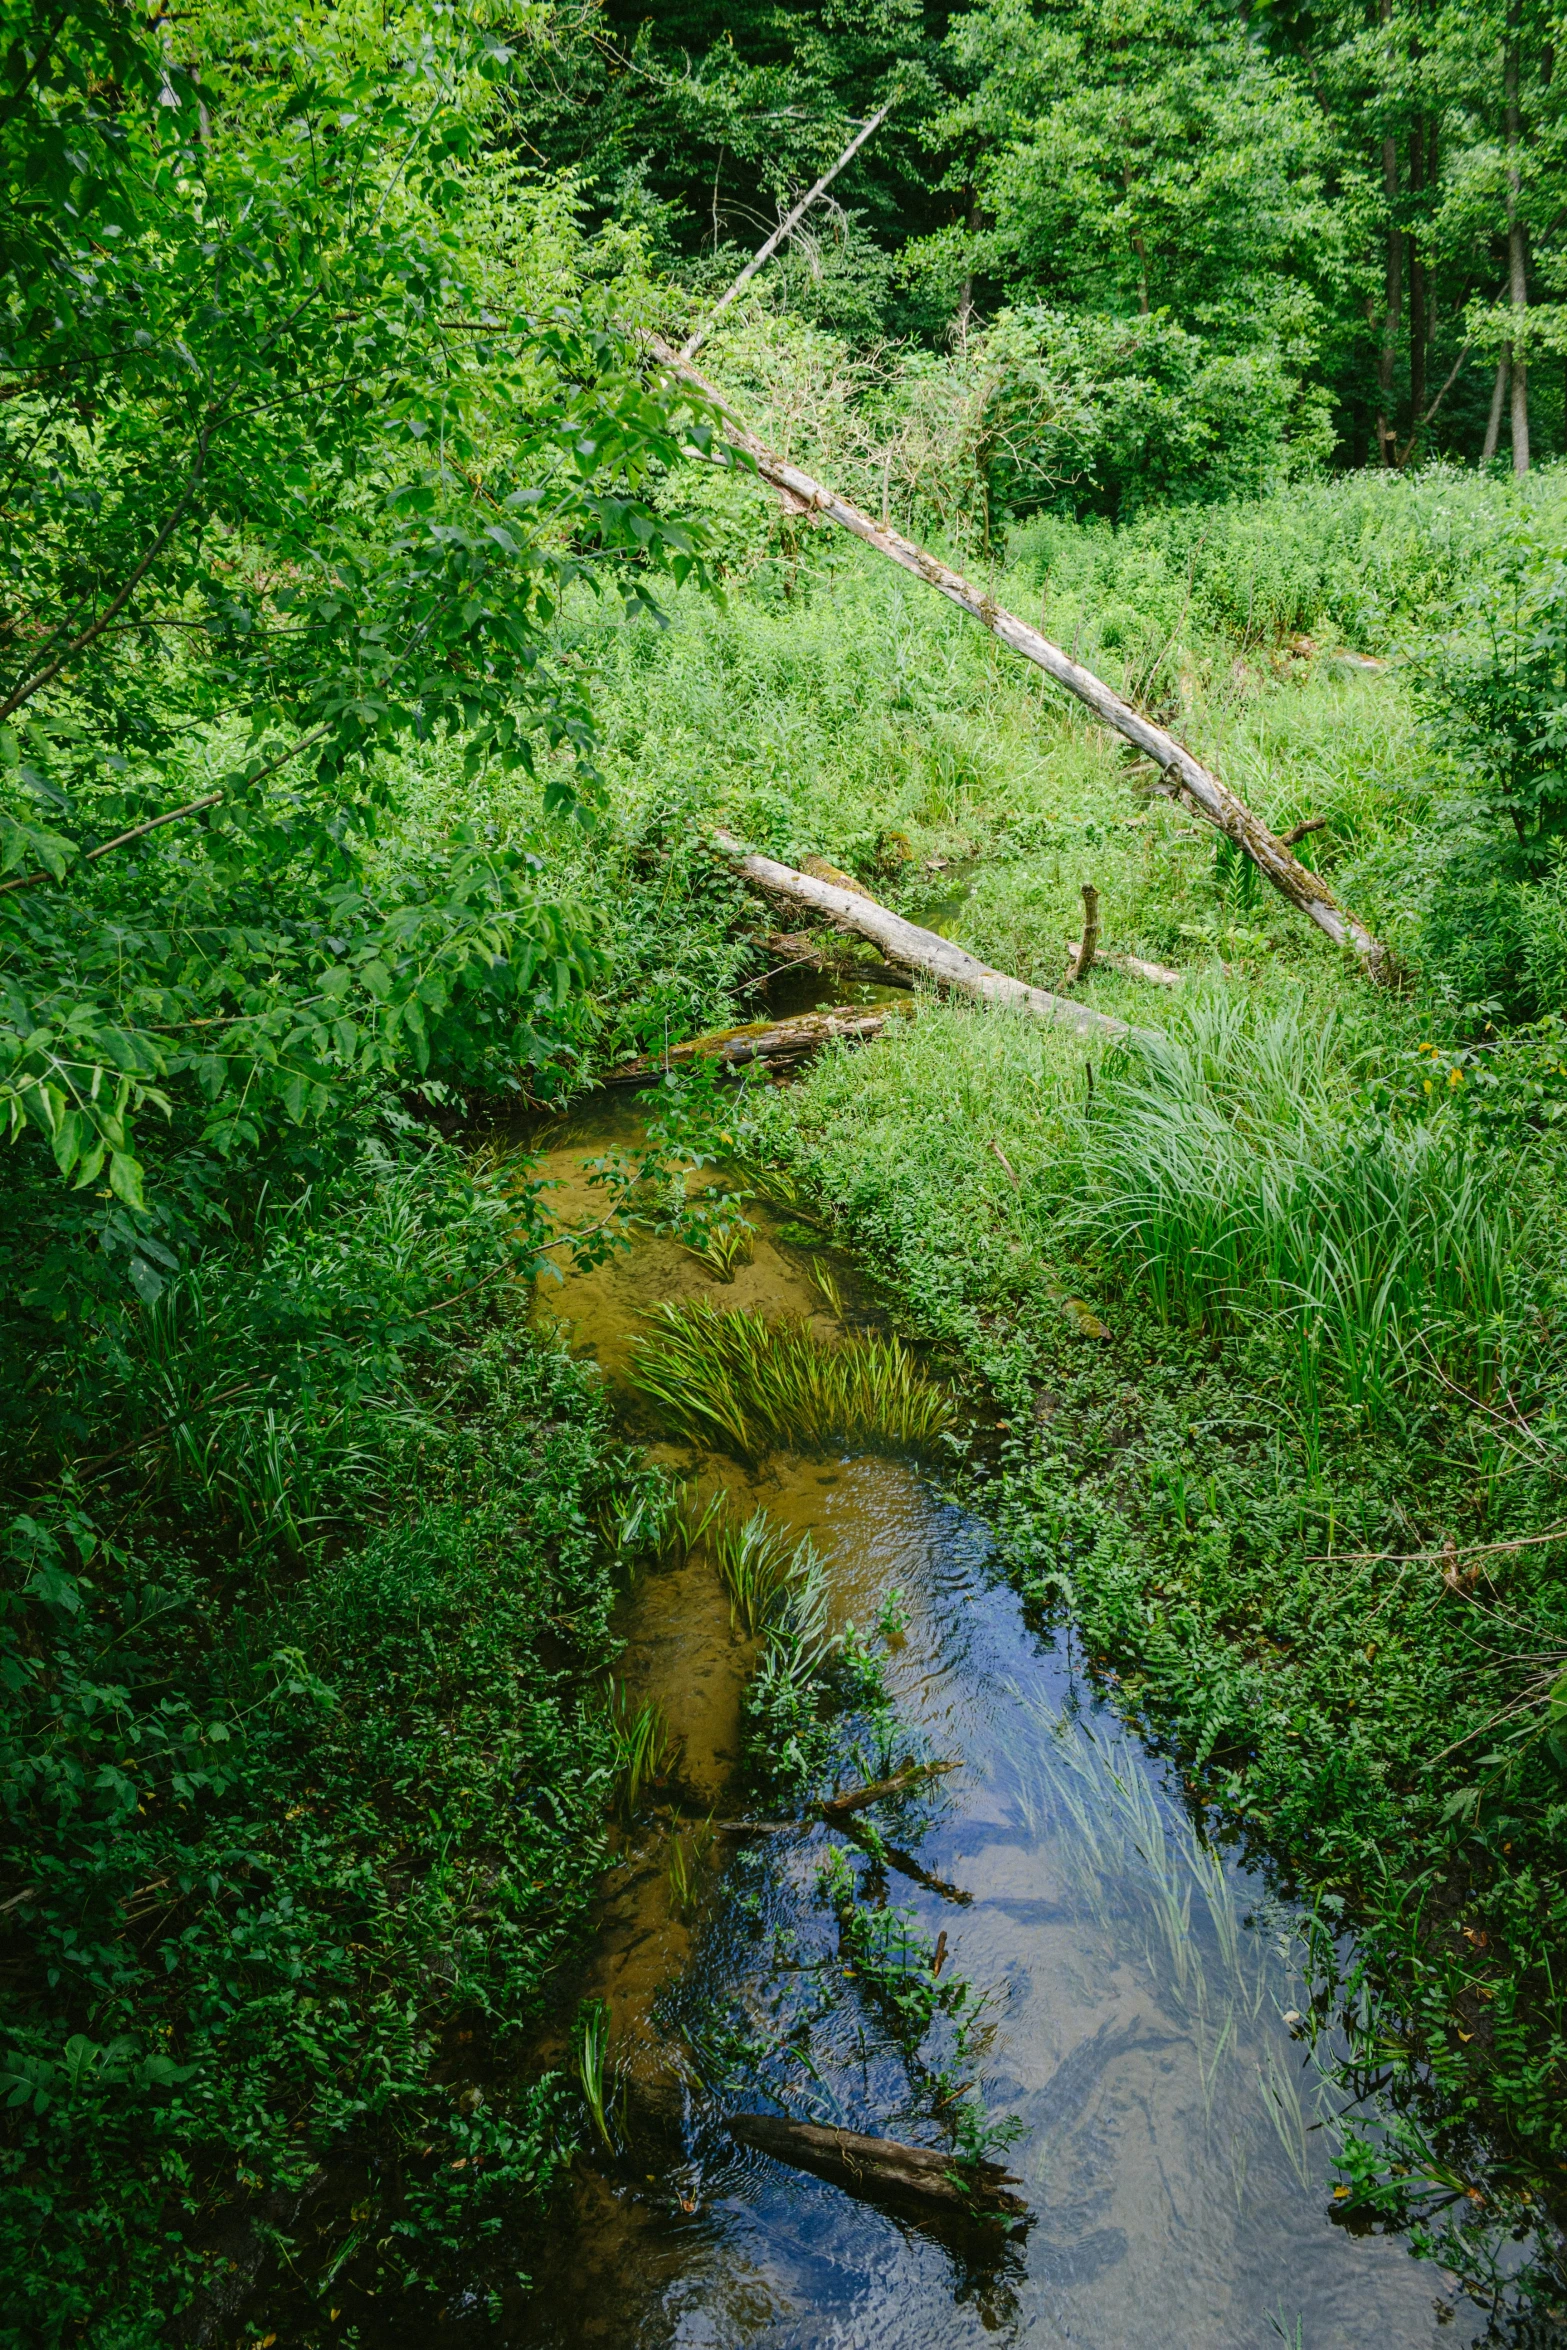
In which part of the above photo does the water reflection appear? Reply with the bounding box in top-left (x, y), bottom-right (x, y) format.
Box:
top-left (517, 1457), bottom-right (1481, 2348)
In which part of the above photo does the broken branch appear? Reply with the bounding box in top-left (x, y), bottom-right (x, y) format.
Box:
top-left (727, 2114), bottom-right (1028, 2218)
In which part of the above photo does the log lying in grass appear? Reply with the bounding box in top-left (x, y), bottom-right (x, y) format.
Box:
top-left (711, 833), bottom-right (1140, 1044)
top-left (727, 2114), bottom-right (1028, 2218)
top-left (605, 1004), bottom-right (901, 1085)
top-left (1064, 938), bottom-right (1184, 988)
top-left (651, 339), bottom-right (1391, 986)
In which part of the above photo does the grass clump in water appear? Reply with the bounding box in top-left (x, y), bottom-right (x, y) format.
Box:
top-left (709, 1504), bottom-right (813, 1636)
top-left (602, 1683), bottom-right (675, 1819)
top-left (629, 1297), bottom-right (953, 1456)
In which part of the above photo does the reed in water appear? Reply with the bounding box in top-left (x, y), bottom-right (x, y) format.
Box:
top-left (629, 1298), bottom-right (953, 1455)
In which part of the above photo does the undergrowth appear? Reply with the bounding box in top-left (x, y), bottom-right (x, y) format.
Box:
top-left (0, 1135), bottom-right (645, 2345)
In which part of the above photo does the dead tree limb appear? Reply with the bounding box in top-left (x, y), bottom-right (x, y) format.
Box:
top-left (650, 340), bottom-right (1392, 984)
top-left (1063, 939), bottom-right (1183, 987)
top-left (604, 1003), bottom-right (900, 1085)
top-left (681, 103), bottom-right (894, 360)
top-left (727, 2115), bottom-right (1028, 2218)
top-left (711, 833), bottom-right (1142, 1044)
top-left (1065, 883), bottom-right (1100, 983)
top-left (819, 1759), bottom-right (957, 1818)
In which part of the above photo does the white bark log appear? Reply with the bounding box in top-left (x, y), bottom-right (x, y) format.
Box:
top-left (711, 831), bottom-right (1142, 1043)
top-left (650, 340), bottom-right (1393, 984)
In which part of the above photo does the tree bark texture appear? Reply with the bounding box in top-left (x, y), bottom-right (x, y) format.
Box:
top-left (726, 2114), bottom-right (1029, 2218)
top-left (651, 341), bottom-right (1393, 983)
top-left (709, 831), bottom-right (1144, 1042)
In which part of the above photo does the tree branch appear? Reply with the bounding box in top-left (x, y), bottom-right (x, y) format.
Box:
top-left (0, 425), bottom-right (212, 722)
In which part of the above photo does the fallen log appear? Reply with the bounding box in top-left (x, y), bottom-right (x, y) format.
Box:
top-left (650, 339), bottom-right (1391, 985)
top-left (604, 1004), bottom-right (901, 1085)
top-left (711, 833), bottom-right (1141, 1044)
top-left (1064, 939), bottom-right (1184, 988)
top-left (727, 2114), bottom-right (1028, 2218)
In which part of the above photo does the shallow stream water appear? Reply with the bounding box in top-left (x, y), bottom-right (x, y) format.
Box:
top-left (506, 1097), bottom-right (1486, 2350)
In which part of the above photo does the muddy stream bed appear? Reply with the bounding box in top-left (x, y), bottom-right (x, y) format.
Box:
top-left (492, 1089), bottom-right (1494, 2350)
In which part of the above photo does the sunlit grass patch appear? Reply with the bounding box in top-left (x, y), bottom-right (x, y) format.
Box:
top-left (628, 1296), bottom-right (953, 1455)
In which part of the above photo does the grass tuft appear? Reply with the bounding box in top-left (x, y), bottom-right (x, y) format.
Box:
top-left (628, 1297), bottom-right (953, 1456)
top-left (602, 1683), bottom-right (675, 1818)
top-left (707, 1504), bottom-right (813, 1637)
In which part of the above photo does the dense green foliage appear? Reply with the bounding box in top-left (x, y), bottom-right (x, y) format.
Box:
top-left (524, 0), bottom-right (1567, 495)
top-left (12, 0), bottom-right (1567, 2333)
top-left (0, 1132), bottom-right (644, 2339)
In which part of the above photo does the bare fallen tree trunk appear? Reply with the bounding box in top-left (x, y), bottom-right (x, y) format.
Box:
top-left (819, 1758), bottom-right (958, 1817)
top-left (727, 2114), bottom-right (1028, 2218)
top-left (651, 340), bottom-right (1392, 984)
top-left (711, 832), bottom-right (1141, 1043)
top-left (1064, 939), bottom-right (1183, 988)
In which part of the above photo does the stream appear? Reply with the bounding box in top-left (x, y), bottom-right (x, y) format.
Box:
top-left (501, 1089), bottom-right (1491, 2350)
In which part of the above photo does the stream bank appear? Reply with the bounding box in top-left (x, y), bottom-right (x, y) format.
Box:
top-left (494, 1098), bottom-right (1532, 2347)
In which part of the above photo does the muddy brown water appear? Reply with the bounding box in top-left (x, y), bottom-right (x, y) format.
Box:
top-left (497, 1095), bottom-right (1496, 2350)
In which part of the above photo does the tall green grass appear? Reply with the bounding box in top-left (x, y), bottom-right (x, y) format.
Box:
top-left (628, 1297), bottom-right (953, 1455)
top-left (1062, 991), bottom-right (1525, 1432)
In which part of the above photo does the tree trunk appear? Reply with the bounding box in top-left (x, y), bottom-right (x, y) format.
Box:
top-left (1409, 119), bottom-right (1427, 429)
top-left (1483, 354), bottom-right (1510, 459)
top-left (1378, 119), bottom-right (1401, 466)
top-left (604, 1004), bottom-right (903, 1084)
top-left (651, 339), bottom-right (1394, 984)
top-left (709, 834), bottom-right (1143, 1042)
top-left (1506, 0), bottom-right (1530, 472)
top-left (726, 2115), bottom-right (1029, 2219)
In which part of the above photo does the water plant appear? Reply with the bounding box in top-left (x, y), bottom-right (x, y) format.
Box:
top-left (602, 1684), bottom-right (675, 1819)
top-left (573, 2000), bottom-right (614, 2151)
top-left (682, 1214), bottom-right (755, 1281)
top-left (667, 1817), bottom-right (714, 1919)
top-left (709, 1505), bottom-right (809, 1636)
top-left (629, 1298), bottom-right (953, 1455)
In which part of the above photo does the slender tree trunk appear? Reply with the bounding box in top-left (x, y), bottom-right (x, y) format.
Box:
top-left (1378, 136), bottom-right (1401, 464)
top-left (1376, 0), bottom-right (1400, 465)
top-left (1409, 118), bottom-right (1427, 429)
top-left (954, 186), bottom-right (981, 348)
top-left (1483, 353), bottom-right (1510, 459)
top-left (1505, 0), bottom-right (1530, 471)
